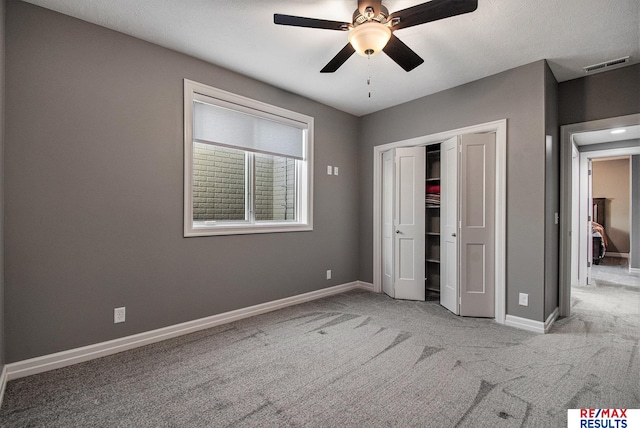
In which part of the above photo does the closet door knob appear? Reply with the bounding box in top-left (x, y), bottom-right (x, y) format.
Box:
top-left (396, 230), bottom-right (401, 234)
top-left (452, 233), bottom-right (457, 237)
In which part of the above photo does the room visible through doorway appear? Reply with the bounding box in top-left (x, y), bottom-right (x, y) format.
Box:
top-left (559, 114), bottom-right (640, 318)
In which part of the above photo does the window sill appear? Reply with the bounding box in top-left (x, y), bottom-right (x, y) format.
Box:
top-left (184, 222), bottom-right (313, 237)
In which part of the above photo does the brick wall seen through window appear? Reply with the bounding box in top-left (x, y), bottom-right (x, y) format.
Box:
top-left (193, 143), bottom-right (295, 222)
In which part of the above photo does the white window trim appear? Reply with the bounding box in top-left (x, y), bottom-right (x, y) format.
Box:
top-left (184, 79), bottom-right (314, 237)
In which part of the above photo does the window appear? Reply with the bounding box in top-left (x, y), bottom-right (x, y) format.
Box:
top-left (184, 80), bottom-right (313, 236)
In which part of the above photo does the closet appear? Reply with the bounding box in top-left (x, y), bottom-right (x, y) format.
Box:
top-left (425, 144), bottom-right (441, 300)
top-left (381, 132), bottom-right (496, 318)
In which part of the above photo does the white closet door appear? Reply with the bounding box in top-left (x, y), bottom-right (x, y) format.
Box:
top-left (459, 133), bottom-right (496, 318)
top-left (394, 147), bottom-right (426, 301)
top-left (440, 137), bottom-right (459, 314)
top-left (382, 150), bottom-right (395, 298)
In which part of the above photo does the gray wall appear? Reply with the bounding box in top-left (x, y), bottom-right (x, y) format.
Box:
top-left (559, 63), bottom-right (640, 125)
top-left (0, 0), bottom-right (5, 369)
top-left (5, 2), bottom-right (360, 362)
top-left (359, 60), bottom-right (550, 322)
top-left (543, 62), bottom-right (559, 320)
top-left (632, 156), bottom-right (640, 270)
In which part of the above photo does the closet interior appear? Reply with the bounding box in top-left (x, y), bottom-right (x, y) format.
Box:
top-left (425, 143), bottom-right (441, 300)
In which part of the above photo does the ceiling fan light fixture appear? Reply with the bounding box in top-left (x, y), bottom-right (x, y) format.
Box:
top-left (348, 22), bottom-right (391, 57)
top-left (274, 0), bottom-right (479, 72)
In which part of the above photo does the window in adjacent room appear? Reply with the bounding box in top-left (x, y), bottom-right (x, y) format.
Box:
top-left (184, 79), bottom-right (313, 236)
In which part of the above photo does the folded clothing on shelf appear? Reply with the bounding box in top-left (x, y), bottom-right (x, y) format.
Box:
top-left (426, 184), bottom-right (441, 194)
top-left (425, 193), bottom-right (440, 206)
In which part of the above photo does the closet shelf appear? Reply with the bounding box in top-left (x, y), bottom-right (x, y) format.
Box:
top-left (426, 143), bottom-right (442, 295)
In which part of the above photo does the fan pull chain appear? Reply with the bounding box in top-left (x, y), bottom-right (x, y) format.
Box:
top-left (367, 52), bottom-right (372, 98)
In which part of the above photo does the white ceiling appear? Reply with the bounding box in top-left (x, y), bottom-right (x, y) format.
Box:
top-left (573, 125), bottom-right (640, 146)
top-left (23, 0), bottom-right (640, 116)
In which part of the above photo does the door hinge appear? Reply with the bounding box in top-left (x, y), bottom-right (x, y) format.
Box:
top-left (588, 169), bottom-right (592, 175)
top-left (458, 297), bottom-right (462, 305)
top-left (587, 262), bottom-right (591, 267)
top-left (459, 220), bottom-right (462, 229)
top-left (588, 216), bottom-right (591, 221)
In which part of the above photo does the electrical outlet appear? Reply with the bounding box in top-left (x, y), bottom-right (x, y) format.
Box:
top-left (114, 307), bottom-right (126, 323)
top-left (333, 167), bottom-right (339, 176)
top-left (326, 270), bottom-right (332, 280)
top-left (518, 293), bottom-right (529, 307)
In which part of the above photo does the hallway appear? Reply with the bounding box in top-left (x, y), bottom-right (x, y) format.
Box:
top-left (590, 256), bottom-right (640, 288)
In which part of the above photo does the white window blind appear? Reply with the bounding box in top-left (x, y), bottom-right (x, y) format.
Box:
top-left (193, 100), bottom-right (305, 160)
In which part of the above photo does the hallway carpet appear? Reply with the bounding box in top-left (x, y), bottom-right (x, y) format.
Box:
top-left (1, 285), bottom-right (638, 427)
top-left (591, 256), bottom-right (640, 288)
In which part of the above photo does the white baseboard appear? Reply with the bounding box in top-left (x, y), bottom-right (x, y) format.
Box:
top-left (606, 252), bottom-right (629, 259)
top-left (505, 315), bottom-right (545, 333)
top-left (504, 308), bottom-right (558, 334)
top-left (544, 307), bottom-right (559, 333)
top-left (0, 365), bottom-right (7, 408)
top-left (4, 281), bottom-right (372, 382)
top-left (358, 281), bottom-right (374, 292)
top-left (628, 267), bottom-right (640, 275)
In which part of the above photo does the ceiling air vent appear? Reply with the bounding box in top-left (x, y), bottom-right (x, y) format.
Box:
top-left (583, 56), bottom-right (630, 73)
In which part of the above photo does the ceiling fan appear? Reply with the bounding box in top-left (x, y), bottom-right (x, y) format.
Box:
top-left (274, 0), bottom-right (478, 73)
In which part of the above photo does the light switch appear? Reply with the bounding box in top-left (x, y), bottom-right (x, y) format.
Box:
top-left (327, 165), bottom-right (333, 175)
top-left (518, 293), bottom-right (529, 306)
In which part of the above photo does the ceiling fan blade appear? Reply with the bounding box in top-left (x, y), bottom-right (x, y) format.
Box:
top-left (389, 0), bottom-right (478, 31)
top-left (274, 14), bottom-right (350, 31)
top-left (358, 0), bottom-right (383, 17)
top-left (383, 34), bottom-right (424, 72)
top-left (321, 43), bottom-right (356, 73)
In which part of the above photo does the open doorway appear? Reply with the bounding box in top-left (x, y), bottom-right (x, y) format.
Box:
top-left (559, 113), bottom-right (640, 317)
top-left (589, 156), bottom-right (638, 287)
